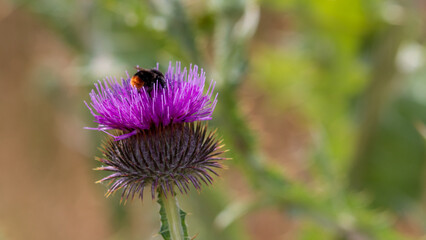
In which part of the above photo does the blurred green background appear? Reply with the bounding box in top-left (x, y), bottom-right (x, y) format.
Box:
top-left (0, 0), bottom-right (425, 239)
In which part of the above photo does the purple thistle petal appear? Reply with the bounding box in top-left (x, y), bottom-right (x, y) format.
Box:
top-left (86, 62), bottom-right (217, 140)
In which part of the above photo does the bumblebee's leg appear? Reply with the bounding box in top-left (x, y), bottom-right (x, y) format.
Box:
top-left (156, 76), bottom-right (166, 88)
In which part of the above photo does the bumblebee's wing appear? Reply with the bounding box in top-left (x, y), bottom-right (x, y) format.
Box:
top-left (150, 68), bottom-right (164, 77)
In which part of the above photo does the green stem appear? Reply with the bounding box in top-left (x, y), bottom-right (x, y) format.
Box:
top-left (161, 193), bottom-right (184, 240)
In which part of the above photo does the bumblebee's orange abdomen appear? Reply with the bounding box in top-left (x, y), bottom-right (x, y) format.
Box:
top-left (131, 75), bottom-right (144, 90)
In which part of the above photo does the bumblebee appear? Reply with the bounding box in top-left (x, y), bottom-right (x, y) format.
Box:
top-left (131, 66), bottom-right (166, 92)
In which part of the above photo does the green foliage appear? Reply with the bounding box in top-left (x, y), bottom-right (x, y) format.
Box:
top-left (353, 70), bottom-right (426, 208)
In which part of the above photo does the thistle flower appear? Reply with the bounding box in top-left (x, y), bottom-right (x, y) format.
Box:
top-left (96, 123), bottom-right (226, 201)
top-left (86, 62), bottom-right (226, 201)
top-left (85, 62), bottom-right (218, 140)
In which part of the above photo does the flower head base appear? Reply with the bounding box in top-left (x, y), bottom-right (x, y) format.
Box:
top-left (86, 62), bottom-right (218, 140)
top-left (96, 122), bottom-right (226, 201)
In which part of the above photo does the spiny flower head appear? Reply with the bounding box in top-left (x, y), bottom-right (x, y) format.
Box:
top-left (85, 62), bottom-right (218, 140)
top-left (96, 123), bottom-right (226, 201)
top-left (86, 62), bottom-right (227, 201)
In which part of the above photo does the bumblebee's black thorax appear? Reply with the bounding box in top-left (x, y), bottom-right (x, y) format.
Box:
top-left (134, 69), bottom-right (166, 89)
